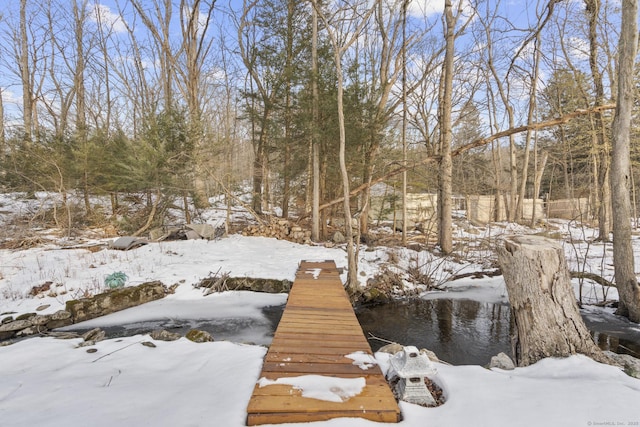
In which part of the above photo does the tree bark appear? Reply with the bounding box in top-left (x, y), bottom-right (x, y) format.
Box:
top-left (611, 0), bottom-right (640, 322)
top-left (437, 0), bottom-right (454, 255)
top-left (497, 235), bottom-right (607, 366)
top-left (585, 0), bottom-right (611, 240)
top-left (0, 87), bottom-right (5, 156)
top-left (20, 0), bottom-right (33, 140)
top-left (311, 1), bottom-right (320, 241)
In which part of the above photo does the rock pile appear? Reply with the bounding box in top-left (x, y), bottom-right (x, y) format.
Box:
top-left (1, 281), bottom-right (168, 343)
top-left (242, 217), bottom-right (311, 244)
top-left (65, 281), bottom-right (167, 323)
top-left (0, 310), bottom-right (73, 340)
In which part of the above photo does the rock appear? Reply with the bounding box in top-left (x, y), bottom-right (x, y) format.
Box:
top-left (32, 315), bottom-right (50, 326)
top-left (332, 231), bottom-right (346, 244)
top-left (0, 331), bottom-right (16, 340)
top-left (47, 331), bottom-right (80, 339)
top-left (0, 319), bottom-right (34, 332)
top-left (604, 351), bottom-right (640, 379)
top-left (16, 327), bottom-right (38, 337)
top-left (185, 224), bottom-right (217, 240)
top-left (361, 288), bottom-right (391, 305)
top-left (50, 310), bottom-right (72, 320)
top-left (86, 348), bottom-right (98, 353)
top-left (15, 312), bottom-right (37, 321)
top-left (46, 318), bottom-right (73, 329)
top-left (141, 341), bottom-right (157, 348)
top-left (489, 352), bottom-right (516, 370)
top-left (420, 348), bottom-right (441, 363)
top-left (150, 329), bottom-right (181, 341)
top-left (378, 343), bottom-right (404, 355)
top-left (1, 316), bottom-right (14, 325)
top-left (44, 310), bottom-right (73, 329)
top-left (82, 328), bottom-right (106, 343)
top-left (185, 329), bottom-right (214, 343)
top-left (36, 304), bottom-right (51, 312)
top-left (65, 281), bottom-right (166, 323)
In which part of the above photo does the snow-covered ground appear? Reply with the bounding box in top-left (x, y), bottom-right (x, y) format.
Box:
top-left (1, 192), bottom-right (640, 426)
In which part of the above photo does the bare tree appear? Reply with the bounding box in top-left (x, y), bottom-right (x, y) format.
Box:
top-left (311, 0), bottom-right (320, 241)
top-left (315, 0), bottom-right (376, 294)
top-left (437, 0), bottom-right (456, 254)
top-left (585, 0), bottom-right (611, 241)
top-left (177, 0), bottom-right (216, 208)
top-left (19, 0), bottom-right (33, 140)
top-left (0, 87), bottom-right (5, 156)
top-left (130, 0), bottom-right (175, 109)
top-left (477, 1), bottom-right (520, 221)
top-left (611, 0), bottom-right (639, 322)
top-left (515, 32), bottom-right (542, 222)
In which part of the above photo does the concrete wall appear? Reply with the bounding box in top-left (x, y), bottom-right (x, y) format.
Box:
top-left (466, 195), bottom-right (544, 224)
top-left (370, 192), bottom-right (437, 230)
top-left (547, 198), bottom-right (590, 220)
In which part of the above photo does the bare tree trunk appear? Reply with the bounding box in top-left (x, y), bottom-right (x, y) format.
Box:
top-left (281, 0), bottom-right (295, 219)
top-left (530, 151), bottom-right (548, 227)
top-left (585, 0), bottom-right (611, 240)
top-left (401, 0), bottom-right (408, 246)
top-left (333, 38), bottom-right (357, 294)
top-left (315, 1), bottom-right (376, 294)
top-left (20, 0), bottom-right (33, 140)
top-left (311, 1), bottom-right (320, 241)
top-left (516, 35), bottom-right (542, 221)
top-left (437, 0), bottom-right (455, 254)
top-left (0, 87), bottom-right (5, 157)
top-left (73, 0), bottom-right (91, 215)
top-left (180, 0), bottom-right (215, 209)
top-left (611, 0), bottom-right (640, 322)
top-left (481, 7), bottom-right (516, 221)
top-left (497, 235), bottom-right (608, 366)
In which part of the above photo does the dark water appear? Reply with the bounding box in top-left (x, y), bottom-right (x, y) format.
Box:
top-left (356, 299), bottom-right (512, 366)
top-left (355, 299), bottom-right (640, 365)
top-left (61, 299), bottom-right (640, 366)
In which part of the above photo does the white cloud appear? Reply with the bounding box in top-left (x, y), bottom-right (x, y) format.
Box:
top-left (89, 4), bottom-right (127, 34)
top-left (408, 0), bottom-right (444, 17)
top-left (567, 36), bottom-right (589, 61)
top-left (0, 87), bottom-right (21, 106)
top-left (408, 0), bottom-right (473, 18)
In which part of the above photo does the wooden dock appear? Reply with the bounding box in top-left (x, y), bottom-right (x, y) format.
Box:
top-left (246, 260), bottom-right (401, 425)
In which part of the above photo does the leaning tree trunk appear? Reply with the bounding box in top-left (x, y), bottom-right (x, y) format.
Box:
top-left (497, 235), bottom-right (608, 366)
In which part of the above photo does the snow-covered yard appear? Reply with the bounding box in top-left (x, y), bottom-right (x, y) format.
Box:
top-left (1, 192), bottom-right (640, 426)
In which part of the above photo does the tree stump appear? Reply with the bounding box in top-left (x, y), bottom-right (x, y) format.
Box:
top-left (497, 235), bottom-right (607, 366)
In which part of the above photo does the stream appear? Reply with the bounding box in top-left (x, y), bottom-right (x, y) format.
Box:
top-left (62, 298), bottom-right (640, 366)
top-left (356, 299), bottom-right (640, 365)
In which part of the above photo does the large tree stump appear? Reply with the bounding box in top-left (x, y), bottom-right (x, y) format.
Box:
top-left (497, 235), bottom-right (607, 366)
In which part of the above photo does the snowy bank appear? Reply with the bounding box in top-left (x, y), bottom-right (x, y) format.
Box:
top-left (0, 336), bottom-right (639, 427)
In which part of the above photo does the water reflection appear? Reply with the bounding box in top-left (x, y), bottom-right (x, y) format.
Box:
top-left (58, 298), bottom-right (640, 366)
top-left (356, 299), bottom-right (640, 366)
top-left (356, 299), bottom-right (513, 366)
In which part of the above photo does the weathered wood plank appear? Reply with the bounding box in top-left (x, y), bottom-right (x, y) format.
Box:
top-left (265, 352), bottom-right (377, 365)
top-left (246, 260), bottom-right (400, 425)
top-left (250, 379), bottom-right (394, 397)
top-left (247, 410), bottom-right (399, 426)
top-left (261, 361), bottom-right (383, 375)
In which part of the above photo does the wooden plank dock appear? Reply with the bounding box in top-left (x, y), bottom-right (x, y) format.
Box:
top-left (246, 260), bottom-right (401, 425)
